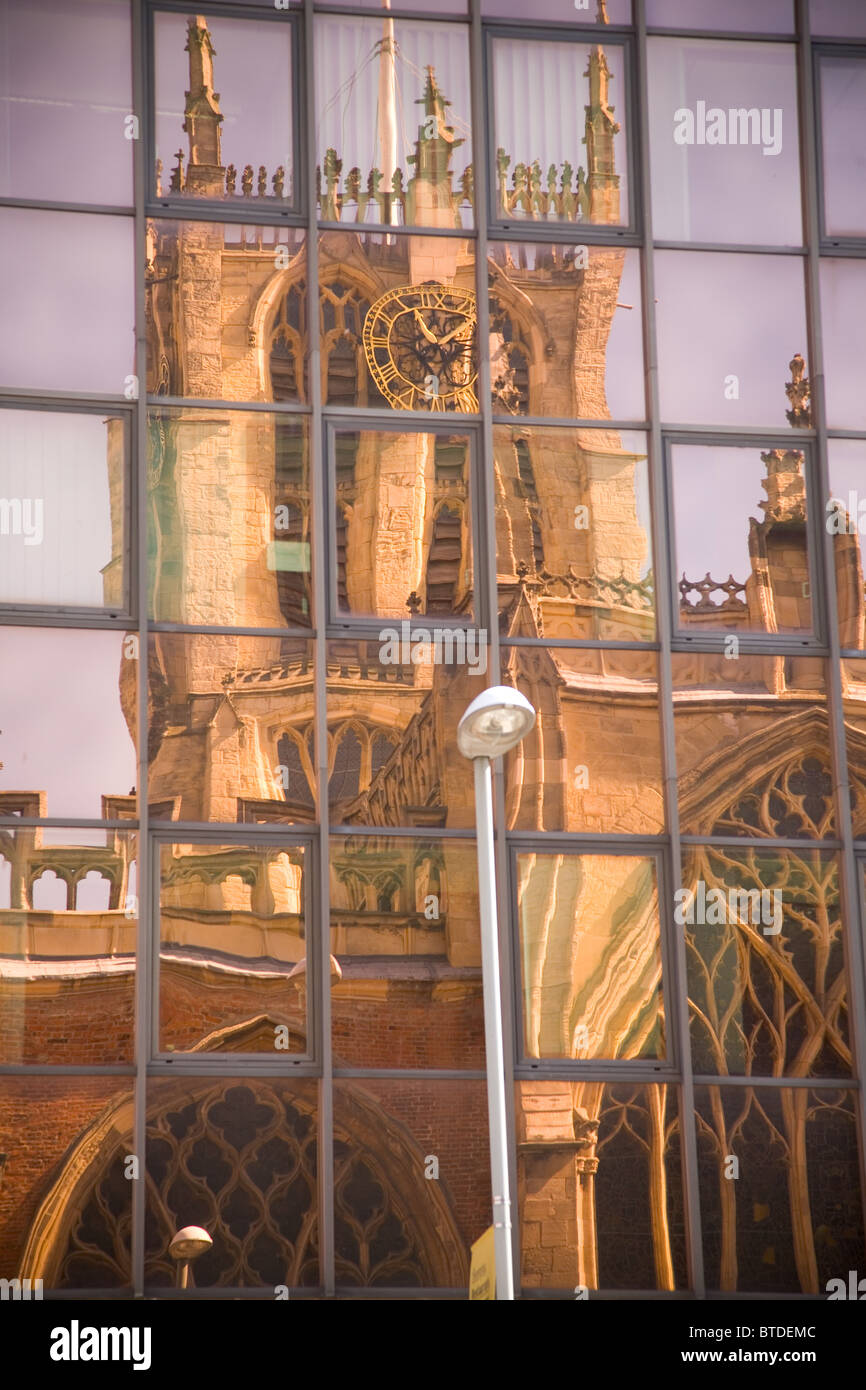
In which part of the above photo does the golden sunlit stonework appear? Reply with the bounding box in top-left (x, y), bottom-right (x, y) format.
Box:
top-left (1, 5), bottom-right (865, 1305)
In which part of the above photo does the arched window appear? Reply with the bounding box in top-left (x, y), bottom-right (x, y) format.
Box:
top-left (425, 505), bottom-right (463, 614)
top-left (329, 727), bottom-right (362, 804)
top-left (489, 295), bottom-right (531, 415)
top-left (276, 733), bottom-right (315, 811)
top-left (269, 281), bottom-right (306, 402)
top-left (515, 439), bottom-right (545, 573)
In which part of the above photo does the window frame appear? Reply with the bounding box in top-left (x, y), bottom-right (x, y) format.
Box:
top-left (813, 42), bottom-right (866, 254)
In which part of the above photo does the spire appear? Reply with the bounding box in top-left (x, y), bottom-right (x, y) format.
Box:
top-left (184, 15), bottom-right (223, 171)
top-left (583, 46), bottom-right (620, 223)
top-left (785, 352), bottom-right (811, 428)
top-left (376, 0), bottom-right (398, 225)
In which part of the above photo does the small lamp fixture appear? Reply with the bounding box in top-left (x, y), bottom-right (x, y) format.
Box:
top-left (169, 1225), bottom-right (212, 1289)
top-left (457, 685), bottom-right (536, 760)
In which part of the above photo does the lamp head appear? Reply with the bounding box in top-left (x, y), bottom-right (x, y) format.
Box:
top-left (169, 1226), bottom-right (213, 1262)
top-left (457, 685), bottom-right (536, 759)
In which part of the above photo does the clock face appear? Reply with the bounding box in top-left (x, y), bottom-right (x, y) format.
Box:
top-left (362, 282), bottom-right (478, 413)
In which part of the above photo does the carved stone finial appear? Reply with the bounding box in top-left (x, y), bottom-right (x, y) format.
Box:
top-left (406, 591), bottom-right (422, 615)
top-left (241, 164), bottom-right (254, 197)
top-left (169, 148), bottom-right (185, 192)
top-left (257, 165), bottom-right (267, 198)
top-left (785, 351), bottom-right (811, 428)
top-left (273, 166), bottom-right (285, 198)
top-left (225, 163), bottom-right (236, 195)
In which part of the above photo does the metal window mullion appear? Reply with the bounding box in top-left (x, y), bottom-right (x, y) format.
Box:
top-left (797, 0), bottom-right (866, 1222)
top-left (131, 0), bottom-right (150, 1301)
top-left (635, 0), bottom-right (705, 1299)
top-left (304, 0), bottom-right (335, 1300)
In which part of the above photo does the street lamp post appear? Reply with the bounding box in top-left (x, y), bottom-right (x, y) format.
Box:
top-left (457, 685), bottom-right (536, 1301)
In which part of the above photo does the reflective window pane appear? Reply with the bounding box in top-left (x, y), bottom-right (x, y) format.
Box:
top-left (819, 55), bottom-right (866, 238)
top-left (811, 0), bottom-right (866, 37)
top-left (821, 259), bottom-right (866, 429)
top-left (504, 646), bottom-right (664, 834)
top-left (0, 828), bottom-right (136, 1065)
top-left (0, 1077), bottom-right (133, 1290)
top-left (145, 1078), bottom-right (318, 1289)
top-left (517, 1081), bottom-right (687, 1292)
top-left (147, 635), bottom-right (316, 825)
top-left (670, 442), bottom-right (815, 635)
top-left (827, 440), bottom-right (866, 650)
top-left (326, 639), bottom-right (478, 829)
top-left (158, 841), bottom-right (308, 1056)
top-left (318, 231), bottom-right (477, 410)
top-left (515, 850), bottom-right (666, 1061)
top-left (491, 37), bottom-right (630, 229)
top-left (682, 849), bottom-right (848, 1078)
top-left (0, 210), bottom-right (134, 395)
top-left (330, 835), bottom-right (482, 1068)
top-left (484, 0), bottom-right (631, 18)
top-left (842, 657), bottom-right (866, 836)
top-left (0, 0), bottom-right (133, 204)
top-left (315, 16), bottom-right (473, 227)
top-left (148, 409), bottom-right (310, 628)
top-left (655, 253), bottom-right (807, 427)
top-left (334, 1080), bottom-right (489, 1290)
top-left (0, 409), bottom-right (128, 612)
top-left (674, 654), bottom-right (833, 837)
top-left (146, 221), bottom-right (306, 402)
top-left (494, 426), bottom-right (653, 640)
top-left (0, 628), bottom-right (137, 821)
top-left (647, 40), bottom-right (801, 245)
top-left (153, 12), bottom-right (294, 206)
top-left (488, 245), bottom-right (644, 420)
top-left (332, 427), bottom-right (477, 621)
top-left (647, 0), bottom-right (793, 29)
top-left (696, 1086), bottom-right (863, 1292)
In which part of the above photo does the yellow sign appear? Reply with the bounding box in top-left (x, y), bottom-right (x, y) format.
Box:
top-left (469, 1225), bottom-right (496, 1300)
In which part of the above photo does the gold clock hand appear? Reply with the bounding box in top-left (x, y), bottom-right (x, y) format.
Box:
top-left (413, 308), bottom-right (439, 345)
top-left (438, 320), bottom-right (473, 346)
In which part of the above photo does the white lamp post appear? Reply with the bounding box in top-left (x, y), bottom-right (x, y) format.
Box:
top-left (457, 685), bottom-right (536, 1301)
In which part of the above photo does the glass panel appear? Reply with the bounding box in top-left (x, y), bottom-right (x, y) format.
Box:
top-left (811, 0), bottom-right (866, 37)
top-left (0, 0), bottom-right (133, 204)
top-left (490, 36), bottom-right (630, 228)
top-left (819, 56), bottom-right (866, 238)
top-left (330, 835), bottom-right (481, 1067)
top-left (0, 409), bottom-right (128, 611)
top-left (517, 1081), bottom-right (687, 1292)
top-left (318, 231), bottom-right (476, 410)
top-left (158, 840), bottom-right (308, 1055)
top-left (0, 828), bottom-right (136, 1065)
top-left (325, 639), bottom-right (478, 829)
top-left (147, 635), bottom-right (315, 824)
top-left (695, 1085), bottom-right (863, 1293)
top-left (332, 427), bottom-right (477, 620)
top-left (670, 441), bottom-right (814, 635)
top-left (820, 259), bottom-right (866, 429)
top-left (655, 253), bottom-right (808, 427)
top-left (146, 220), bottom-right (306, 402)
top-left (682, 848), bottom-right (848, 1077)
top-left (827, 440), bottom-right (866, 650)
top-left (647, 40), bottom-right (800, 245)
top-left (315, 15), bottom-right (473, 227)
top-left (503, 646), bottom-right (664, 833)
top-left (674, 654), bottom-right (833, 837)
top-left (493, 426), bottom-right (653, 640)
top-left (148, 409), bottom-right (310, 628)
top-left (842, 657), bottom-right (866, 836)
top-left (145, 1078), bottom-right (318, 1290)
top-left (0, 210), bottom-right (134, 395)
top-left (0, 628), bottom-right (137, 821)
top-left (0, 1077), bottom-right (133, 1290)
top-left (483, 0), bottom-right (631, 18)
top-left (333, 1079), bottom-right (489, 1289)
top-left (647, 0), bottom-right (794, 29)
top-left (321, 0), bottom-right (466, 9)
top-left (153, 12), bottom-right (294, 206)
top-left (488, 245), bottom-right (644, 420)
top-left (515, 850), bottom-right (666, 1060)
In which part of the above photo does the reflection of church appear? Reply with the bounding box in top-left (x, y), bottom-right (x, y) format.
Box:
top-left (2, 13), bottom-right (865, 1296)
